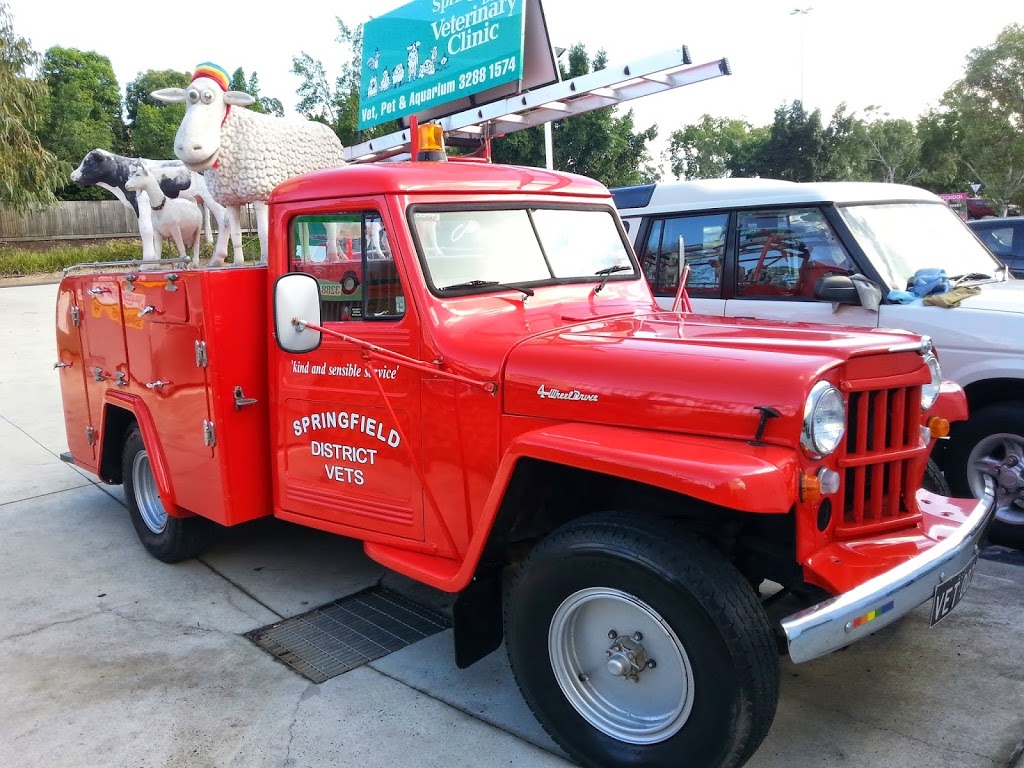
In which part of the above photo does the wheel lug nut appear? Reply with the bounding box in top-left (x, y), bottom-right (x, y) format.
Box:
top-left (628, 674), bottom-right (639, 683)
top-left (632, 631), bottom-right (643, 641)
top-left (608, 630), bottom-right (617, 640)
top-left (647, 659), bottom-right (657, 669)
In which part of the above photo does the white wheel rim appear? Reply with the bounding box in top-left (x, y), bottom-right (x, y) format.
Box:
top-left (967, 431), bottom-right (1024, 521)
top-left (132, 450), bottom-right (167, 534)
top-left (548, 587), bottom-right (694, 744)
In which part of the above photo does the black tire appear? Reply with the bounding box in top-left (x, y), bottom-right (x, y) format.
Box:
top-left (946, 403), bottom-right (1024, 549)
top-left (122, 424), bottom-right (216, 563)
top-left (923, 458), bottom-right (951, 496)
top-left (504, 513), bottom-right (778, 768)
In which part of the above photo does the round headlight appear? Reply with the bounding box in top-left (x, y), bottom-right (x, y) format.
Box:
top-left (921, 353), bottom-right (941, 411)
top-left (802, 381), bottom-right (846, 457)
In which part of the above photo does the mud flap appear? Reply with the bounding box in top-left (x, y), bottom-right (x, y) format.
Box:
top-left (453, 571), bottom-right (503, 669)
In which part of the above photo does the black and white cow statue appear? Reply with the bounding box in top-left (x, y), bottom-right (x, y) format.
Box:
top-left (70, 149), bottom-right (232, 264)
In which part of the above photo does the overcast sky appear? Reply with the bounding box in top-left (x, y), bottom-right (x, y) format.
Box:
top-left (8, 0), bottom-right (1022, 170)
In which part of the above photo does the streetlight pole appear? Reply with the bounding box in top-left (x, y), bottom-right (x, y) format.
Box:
top-left (790, 7), bottom-right (813, 107)
top-left (545, 47), bottom-right (568, 170)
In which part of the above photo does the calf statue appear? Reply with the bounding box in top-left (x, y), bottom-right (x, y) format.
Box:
top-left (124, 166), bottom-right (203, 267)
top-left (71, 149), bottom-right (232, 263)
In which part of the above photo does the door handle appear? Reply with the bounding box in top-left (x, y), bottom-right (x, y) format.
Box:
top-left (233, 386), bottom-right (258, 410)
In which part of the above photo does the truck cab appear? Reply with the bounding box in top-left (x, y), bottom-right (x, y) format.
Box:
top-left (56, 154), bottom-right (1004, 768)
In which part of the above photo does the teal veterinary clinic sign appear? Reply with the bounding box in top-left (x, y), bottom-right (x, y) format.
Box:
top-left (359, 0), bottom-right (525, 130)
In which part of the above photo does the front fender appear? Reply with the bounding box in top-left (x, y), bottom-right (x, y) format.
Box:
top-left (366, 422), bottom-right (801, 593)
top-left (495, 422), bottom-right (801, 513)
top-left (928, 380), bottom-right (968, 425)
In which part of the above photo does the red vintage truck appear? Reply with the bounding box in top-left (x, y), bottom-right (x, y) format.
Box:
top-left (55, 132), bottom-right (999, 768)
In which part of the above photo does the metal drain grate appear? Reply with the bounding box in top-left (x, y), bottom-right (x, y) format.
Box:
top-left (246, 586), bottom-right (451, 683)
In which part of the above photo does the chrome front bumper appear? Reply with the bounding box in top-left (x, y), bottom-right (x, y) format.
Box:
top-left (782, 479), bottom-right (996, 664)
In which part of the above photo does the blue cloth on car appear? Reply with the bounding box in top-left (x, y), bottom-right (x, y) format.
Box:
top-left (889, 269), bottom-right (952, 303)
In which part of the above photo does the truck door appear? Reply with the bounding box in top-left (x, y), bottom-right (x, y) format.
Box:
top-left (55, 284), bottom-right (96, 467)
top-left (76, 274), bottom-right (131, 455)
top-left (274, 207), bottom-right (425, 541)
top-left (121, 272), bottom-right (214, 515)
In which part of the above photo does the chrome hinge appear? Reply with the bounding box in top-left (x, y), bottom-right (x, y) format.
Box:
top-left (54, 361), bottom-right (72, 369)
top-left (92, 366), bottom-right (104, 382)
top-left (166, 273), bottom-right (179, 292)
top-left (123, 274), bottom-right (137, 292)
top-left (203, 420), bottom-right (216, 447)
top-left (71, 306), bottom-right (81, 327)
top-left (195, 340), bottom-right (208, 368)
top-left (114, 371), bottom-right (128, 387)
top-left (86, 425), bottom-right (96, 446)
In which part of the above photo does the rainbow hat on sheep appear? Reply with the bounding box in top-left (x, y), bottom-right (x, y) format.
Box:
top-left (192, 62), bottom-right (230, 91)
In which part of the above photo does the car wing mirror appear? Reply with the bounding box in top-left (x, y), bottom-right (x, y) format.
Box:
top-left (274, 273), bottom-right (323, 353)
top-left (814, 274), bottom-right (861, 305)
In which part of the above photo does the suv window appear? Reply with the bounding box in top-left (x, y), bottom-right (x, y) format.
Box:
top-left (290, 212), bottom-right (406, 323)
top-left (637, 213), bottom-right (727, 297)
top-left (735, 208), bottom-right (854, 298)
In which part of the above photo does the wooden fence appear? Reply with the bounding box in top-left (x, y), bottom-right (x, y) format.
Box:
top-left (0, 200), bottom-right (257, 243)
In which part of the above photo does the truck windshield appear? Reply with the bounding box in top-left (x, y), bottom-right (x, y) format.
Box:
top-left (838, 202), bottom-right (1006, 290)
top-left (411, 207), bottom-right (635, 293)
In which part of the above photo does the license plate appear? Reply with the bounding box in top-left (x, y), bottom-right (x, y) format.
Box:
top-left (930, 555), bottom-right (977, 627)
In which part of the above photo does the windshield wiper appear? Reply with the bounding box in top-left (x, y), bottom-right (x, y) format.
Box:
top-left (593, 265), bottom-right (632, 294)
top-left (439, 279), bottom-right (535, 297)
top-left (948, 272), bottom-right (995, 286)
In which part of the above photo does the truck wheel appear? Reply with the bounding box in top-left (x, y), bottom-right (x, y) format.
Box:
top-left (122, 425), bottom-right (216, 563)
top-left (505, 513), bottom-right (778, 768)
top-left (947, 403), bottom-right (1024, 549)
top-left (923, 458), bottom-right (950, 496)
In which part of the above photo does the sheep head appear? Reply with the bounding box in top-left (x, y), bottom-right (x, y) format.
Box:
top-left (151, 63), bottom-right (255, 173)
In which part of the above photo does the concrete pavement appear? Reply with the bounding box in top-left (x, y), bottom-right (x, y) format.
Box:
top-left (2, 281), bottom-right (1023, 767)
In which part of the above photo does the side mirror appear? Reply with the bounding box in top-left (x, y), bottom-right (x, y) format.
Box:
top-left (274, 273), bottom-right (322, 353)
top-left (814, 274), bottom-right (861, 305)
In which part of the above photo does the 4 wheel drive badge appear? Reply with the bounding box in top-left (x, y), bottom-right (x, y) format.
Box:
top-left (537, 384), bottom-right (599, 402)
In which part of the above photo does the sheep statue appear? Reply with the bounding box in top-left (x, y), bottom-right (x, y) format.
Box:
top-left (152, 62), bottom-right (347, 266)
top-left (70, 149), bottom-right (231, 263)
top-left (124, 166), bottom-right (203, 267)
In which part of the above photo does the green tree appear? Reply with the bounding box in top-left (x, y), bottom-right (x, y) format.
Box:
top-left (663, 115), bottom-right (760, 179)
top-left (0, 1), bottom-right (64, 210)
top-left (292, 19), bottom-right (397, 146)
top-left (38, 47), bottom-right (122, 177)
top-left (491, 45), bottom-right (659, 187)
top-left (916, 108), bottom-right (965, 193)
top-left (859, 109), bottom-right (924, 185)
top-left (737, 101), bottom-right (863, 182)
top-left (292, 52), bottom-right (338, 128)
top-left (938, 24), bottom-right (1024, 211)
top-left (125, 68), bottom-right (188, 159)
top-left (744, 101), bottom-right (826, 181)
top-left (227, 67), bottom-right (284, 116)
top-left (819, 103), bottom-right (867, 181)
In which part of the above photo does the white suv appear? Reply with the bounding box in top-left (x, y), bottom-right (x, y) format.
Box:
top-left (614, 178), bottom-right (1024, 545)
